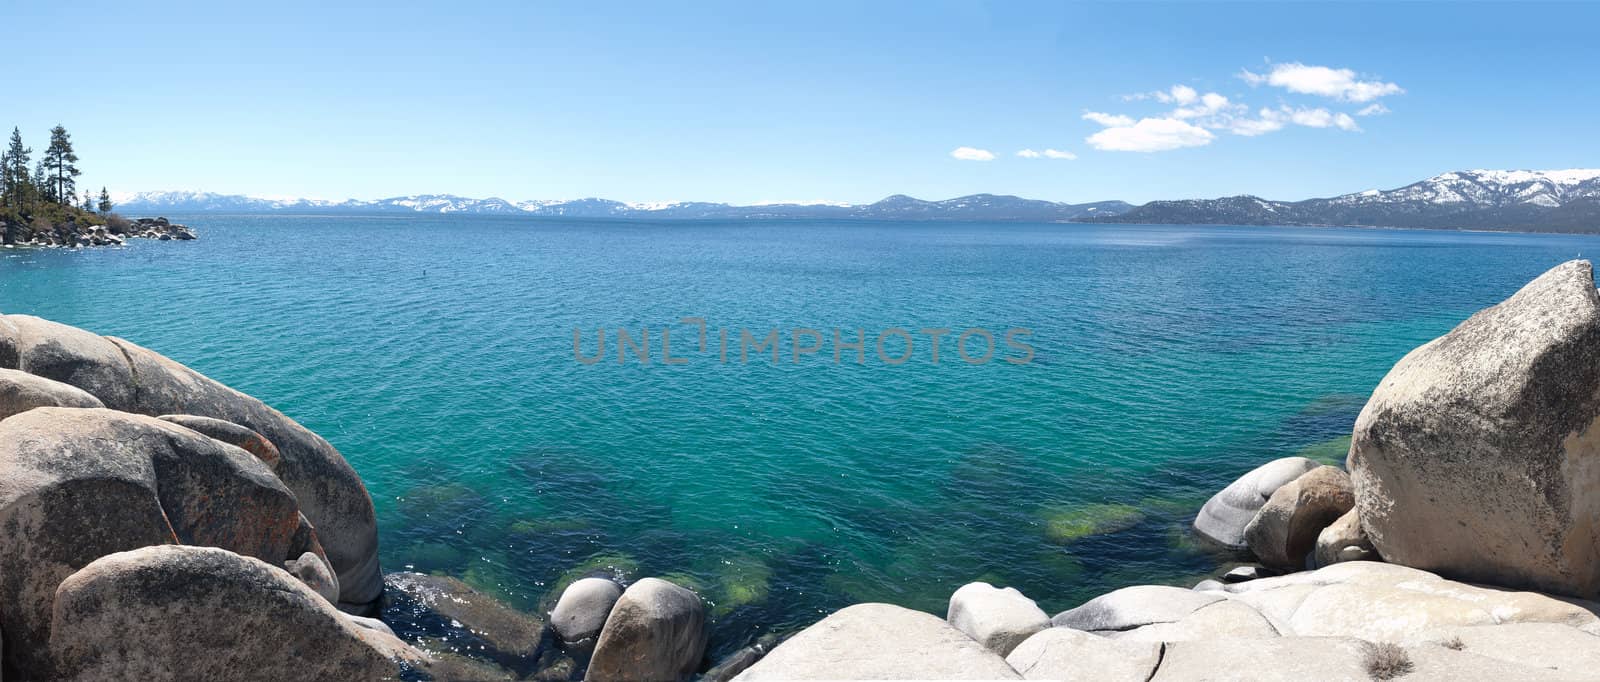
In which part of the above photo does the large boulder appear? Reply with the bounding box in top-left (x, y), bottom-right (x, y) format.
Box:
top-left (1110, 599), bottom-right (1279, 641)
top-left (946, 582), bottom-right (1050, 656)
top-left (0, 408), bottom-right (333, 676)
top-left (48, 545), bottom-right (423, 681)
top-left (1051, 585), bottom-right (1224, 633)
top-left (1004, 628), bottom-right (1160, 681)
top-left (1149, 637), bottom-right (1373, 682)
top-left (1349, 260), bottom-right (1600, 599)
top-left (588, 578), bottom-right (708, 682)
top-left (1194, 457), bottom-right (1320, 550)
top-left (1220, 561), bottom-right (1600, 641)
top-left (734, 603), bottom-right (1021, 680)
top-left (1420, 622), bottom-right (1600, 676)
top-left (1312, 508), bottom-right (1376, 568)
top-left (550, 576), bottom-right (623, 646)
top-left (0, 314), bottom-right (383, 610)
top-left (0, 367), bottom-right (103, 420)
top-left (1244, 466), bottom-right (1354, 570)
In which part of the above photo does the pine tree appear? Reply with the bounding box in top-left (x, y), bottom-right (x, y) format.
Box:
top-left (98, 187), bottom-right (113, 213)
top-left (34, 161), bottom-right (53, 204)
top-left (42, 125), bottom-right (80, 207)
top-left (1, 127), bottom-right (31, 206)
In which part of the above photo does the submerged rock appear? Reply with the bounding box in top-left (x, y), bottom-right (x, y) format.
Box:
top-left (1194, 457), bottom-right (1320, 550)
top-left (1244, 465), bottom-right (1354, 570)
top-left (1349, 260), bottom-right (1600, 599)
top-left (946, 582), bottom-right (1050, 656)
top-left (0, 314), bottom-right (383, 611)
top-left (734, 603), bottom-right (1021, 680)
top-left (588, 578), bottom-right (708, 682)
top-left (387, 572), bottom-right (547, 664)
top-left (49, 545), bottom-right (422, 681)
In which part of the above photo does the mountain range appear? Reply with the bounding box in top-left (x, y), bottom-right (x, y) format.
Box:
top-left (110, 191), bottom-right (1132, 223)
top-left (113, 169), bottom-right (1600, 232)
top-left (1090, 169), bottom-right (1600, 232)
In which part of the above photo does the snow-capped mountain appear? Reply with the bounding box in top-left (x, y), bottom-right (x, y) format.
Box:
top-left (1329, 169), bottom-right (1600, 208)
top-left (1097, 169), bottom-right (1600, 232)
top-left (113, 191), bottom-right (1133, 222)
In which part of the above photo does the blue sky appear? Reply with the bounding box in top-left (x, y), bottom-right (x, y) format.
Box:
top-left (3, 1), bottom-right (1597, 205)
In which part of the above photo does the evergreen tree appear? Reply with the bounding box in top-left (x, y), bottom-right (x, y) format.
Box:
top-left (1, 127), bottom-right (31, 206)
top-left (98, 187), bottom-right (113, 213)
top-left (34, 161), bottom-right (53, 204)
top-left (42, 125), bottom-right (80, 207)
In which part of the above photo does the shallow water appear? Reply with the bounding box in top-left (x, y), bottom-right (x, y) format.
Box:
top-left (4, 215), bottom-right (1596, 660)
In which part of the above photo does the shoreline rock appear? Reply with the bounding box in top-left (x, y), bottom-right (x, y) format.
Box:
top-left (0, 215), bottom-right (196, 247)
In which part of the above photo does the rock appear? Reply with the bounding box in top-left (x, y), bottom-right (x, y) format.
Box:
top-left (1221, 561), bottom-right (1600, 641)
top-left (1312, 508), bottom-right (1376, 568)
top-left (733, 603), bottom-right (1021, 680)
top-left (386, 572), bottom-right (546, 663)
top-left (48, 545), bottom-right (424, 681)
top-left (1193, 579), bottom-right (1226, 592)
top-left (1349, 260), bottom-right (1600, 599)
top-left (285, 550), bottom-right (341, 604)
top-left (702, 634), bottom-right (784, 682)
top-left (1223, 565), bottom-right (1277, 583)
top-left (1111, 599), bottom-right (1279, 641)
top-left (0, 407), bottom-right (330, 676)
top-left (1150, 637), bottom-right (1373, 682)
top-left (0, 367), bottom-right (104, 420)
top-left (549, 576), bottom-right (623, 645)
top-left (1422, 622), bottom-right (1600, 676)
top-left (158, 414), bottom-right (283, 470)
top-left (1051, 585), bottom-right (1224, 632)
top-left (1194, 457), bottom-right (1320, 550)
top-left (1244, 466), bottom-right (1354, 570)
top-left (1004, 628), bottom-right (1160, 681)
top-left (589, 577), bottom-right (709, 682)
top-left (946, 582), bottom-right (1051, 656)
top-left (0, 314), bottom-right (383, 611)
top-left (1404, 642), bottom-right (1590, 681)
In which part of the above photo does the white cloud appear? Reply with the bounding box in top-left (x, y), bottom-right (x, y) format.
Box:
top-left (1083, 111), bottom-right (1135, 127)
top-left (1018, 148), bottom-right (1077, 160)
top-left (1357, 103), bottom-right (1390, 116)
top-left (1240, 62), bottom-right (1403, 102)
top-left (950, 146), bottom-right (996, 161)
top-left (1086, 117), bottom-right (1215, 152)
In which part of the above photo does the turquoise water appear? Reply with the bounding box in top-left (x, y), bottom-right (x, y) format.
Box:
top-left (3, 215), bottom-right (1597, 658)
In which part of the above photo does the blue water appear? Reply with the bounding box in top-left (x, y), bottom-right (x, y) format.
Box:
top-left (3, 215), bottom-right (1596, 661)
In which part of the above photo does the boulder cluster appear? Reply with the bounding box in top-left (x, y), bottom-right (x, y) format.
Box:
top-left (727, 260), bottom-right (1600, 680)
top-left (0, 314), bottom-right (413, 680)
top-left (0, 215), bottom-right (195, 247)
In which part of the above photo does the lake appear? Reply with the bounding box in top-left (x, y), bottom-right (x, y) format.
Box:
top-left (3, 214), bottom-right (1596, 658)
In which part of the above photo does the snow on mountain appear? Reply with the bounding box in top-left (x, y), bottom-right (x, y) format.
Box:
top-left (1097, 168), bottom-right (1600, 232)
top-left (1328, 169), bottom-right (1600, 208)
top-left (113, 191), bottom-right (1133, 222)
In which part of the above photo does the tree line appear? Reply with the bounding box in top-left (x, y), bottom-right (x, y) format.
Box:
top-left (0, 125), bottom-right (112, 217)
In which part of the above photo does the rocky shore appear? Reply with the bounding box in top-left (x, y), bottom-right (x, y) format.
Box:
top-left (3, 260), bottom-right (1600, 680)
top-left (0, 215), bottom-right (195, 247)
